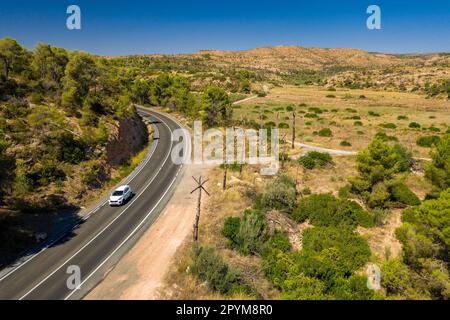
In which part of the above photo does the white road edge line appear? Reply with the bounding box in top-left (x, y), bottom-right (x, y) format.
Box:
top-left (18, 113), bottom-right (175, 300)
top-left (0, 112), bottom-right (160, 282)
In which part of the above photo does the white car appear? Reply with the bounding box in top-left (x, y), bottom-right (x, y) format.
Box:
top-left (109, 185), bottom-right (133, 206)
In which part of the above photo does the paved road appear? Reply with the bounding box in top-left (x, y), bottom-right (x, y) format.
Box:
top-left (0, 108), bottom-right (187, 300)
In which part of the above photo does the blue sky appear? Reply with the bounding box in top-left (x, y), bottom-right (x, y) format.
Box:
top-left (0, 0), bottom-right (449, 55)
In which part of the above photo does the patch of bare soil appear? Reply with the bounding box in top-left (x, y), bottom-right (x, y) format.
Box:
top-left (357, 209), bottom-right (403, 260)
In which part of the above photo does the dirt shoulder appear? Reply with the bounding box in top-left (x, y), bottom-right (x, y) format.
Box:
top-left (85, 163), bottom-right (210, 300)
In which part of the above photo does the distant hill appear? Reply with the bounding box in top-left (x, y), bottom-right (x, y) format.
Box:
top-left (126, 45), bottom-right (449, 97)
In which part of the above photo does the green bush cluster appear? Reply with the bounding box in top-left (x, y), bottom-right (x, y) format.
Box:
top-left (304, 113), bottom-right (318, 119)
top-left (387, 189), bottom-right (450, 299)
top-left (425, 134), bottom-right (450, 192)
top-left (375, 131), bottom-right (398, 142)
top-left (318, 128), bottom-right (332, 137)
top-left (348, 138), bottom-right (416, 208)
top-left (416, 135), bottom-right (440, 148)
top-left (409, 122), bottom-right (421, 129)
top-left (368, 111), bottom-right (381, 117)
top-left (191, 246), bottom-right (251, 295)
top-left (222, 209), bottom-right (268, 255)
top-left (263, 226), bottom-right (374, 300)
top-left (390, 183), bottom-right (421, 206)
top-left (379, 123), bottom-right (397, 129)
top-left (292, 193), bottom-right (374, 227)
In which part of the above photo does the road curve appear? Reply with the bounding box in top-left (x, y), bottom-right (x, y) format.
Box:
top-left (0, 109), bottom-right (186, 300)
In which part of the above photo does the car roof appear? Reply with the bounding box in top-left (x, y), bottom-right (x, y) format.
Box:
top-left (115, 185), bottom-right (129, 191)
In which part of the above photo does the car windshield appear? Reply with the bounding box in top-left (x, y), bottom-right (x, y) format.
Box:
top-left (112, 190), bottom-right (123, 196)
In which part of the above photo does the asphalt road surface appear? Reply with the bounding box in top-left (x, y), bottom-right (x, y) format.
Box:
top-left (0, 108), bottom-right (187, 300)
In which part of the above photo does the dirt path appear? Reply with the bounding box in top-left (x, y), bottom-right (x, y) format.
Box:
top-left (85, 164), bottom-right (210, 300)
top-left (232, 95), bottom-right (258, 105)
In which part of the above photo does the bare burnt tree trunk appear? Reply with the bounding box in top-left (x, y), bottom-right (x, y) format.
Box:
top-left (292, 111), bottom-right (296, 149)
top-left (191, 176), bottom-right (209, 244)
top-left (223, 163), bottom-right (228, 191)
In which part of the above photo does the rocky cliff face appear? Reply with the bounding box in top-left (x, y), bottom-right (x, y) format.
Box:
top-left (106, 114), bottom-right (149, 166)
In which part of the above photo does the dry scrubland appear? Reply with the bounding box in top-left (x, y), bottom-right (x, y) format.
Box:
top-left (158, 84), bottom-right (447, 300)
top-left (160, 160), bottom-right (432, 299)
top-left (233, 85), bottom-right (450, 158)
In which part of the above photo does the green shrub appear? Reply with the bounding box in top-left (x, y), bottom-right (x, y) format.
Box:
top-left (299, 151), bottom-right (333, 170)
top-left (304, 113), bottom-right (318, 118)
top-left (381, 258), bottom-right (411, 295)
top-left (368, 182), bottom-right (390, 208)
top-left (265, 231), bottom-right (291, 253)
top-left (30, 92), bottom-right (43, 104)
top-left (346, 108), bottom-right (358, 113)
top-left (392, 144), bottom-right (412, 172)
top-left (281, 274), bottom-right (327, 300)
top-left (318, 128), bottom-right (332, 137)
top-left (390, 183), bottom-right (421, 206)
top-left (45, 132), bottom-right (87, 164)
top-left (278, 122), bottom-right (289, 129)
top-left (425, 134), bottom-right (450, 191)
top-left (368, 111), bottom-right (381, 117)
top-left (292, 193), bottom-right (373, 227)
top-left (352, 138), bottom-right (408, 192)
top-left (261, 175), bottom-right (297, 213)
top-left (416, 135), bottom-right (440, 148)
top-left (308, 107), bottom-right (323, 114)
top-left (264, 121), bottom-right (276, 128)
top-left (235, 209), bottom-right (269, 255)
top-left (397, 115), bottom-right (409, 120)
top-left (326, 94), bottom-right (336, 98)
top-left (340, 140), bottom-right (352, 147)
top-left (354, 121), bottom-right (363, 126)
top-left (191, 246), bottom-right (251, 295)
top-left (222, 217), bottom-right (241, 247)
top-left (299, 227), bottom-right (371, 285)
top-left (375, 131), bottom-right (398, 142)
top-left (81, 160), bottom-right (104, 188)
top-left (379, 123), bottom-right (397, 129)
top-left (302, 187), bottom-right (312, 195)
top-left (330, 275), bottom-right (375, 300)
top-left (28, 160), bottom-right (66, 187)
top-left (338, 185), bottom-right (351, 199)
top-left (428, 126), bottom-right (441, 133)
